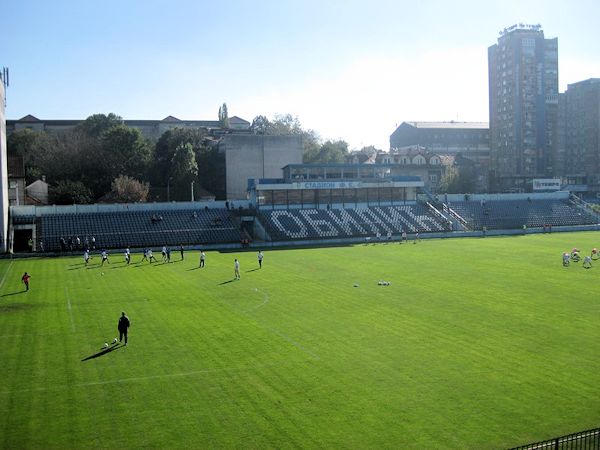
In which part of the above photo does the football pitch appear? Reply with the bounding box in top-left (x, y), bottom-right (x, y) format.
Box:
top-left (1, 232), bottom-right (599, 449)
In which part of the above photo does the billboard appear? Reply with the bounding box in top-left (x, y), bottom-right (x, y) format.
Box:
top-left (532, 178), bottom-right (561, 191)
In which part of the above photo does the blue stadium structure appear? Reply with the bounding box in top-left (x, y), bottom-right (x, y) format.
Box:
top-left (5, 163), bottom-right (600, 253)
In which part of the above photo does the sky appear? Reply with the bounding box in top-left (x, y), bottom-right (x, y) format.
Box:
top-left (2, 0), bottom-right (600, 151)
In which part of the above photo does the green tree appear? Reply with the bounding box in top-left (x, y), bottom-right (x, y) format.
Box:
top-left (50, 180), bottom-right (93, 205)
top-left (7, 129), bottom-right (46, 182)
top-left (304, 140), bottom-right (349, 164)
top-left (170, 143), bottom-right (198, 200)
top-left (218, 103), bottom-right (230, 129)
top-left (196, 144), bottom-right (225, 199)
top-left (250, 115), bottom-right (270, 134)
top-left (438, 164), bottom-right (477, 194)
top-left (152, 128), bottom-right (207, 192)
top-left (78, 113), bottom-right (123, 137)
top-left (100, 125), bottom-right (152, 181)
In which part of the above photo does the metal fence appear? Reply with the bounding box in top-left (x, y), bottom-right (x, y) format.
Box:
top-left (510, 427), bottom-right (600, 449)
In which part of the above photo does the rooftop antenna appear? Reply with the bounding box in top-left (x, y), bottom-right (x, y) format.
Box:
top-left (1, 67), bottom-right (8, 88)
top-left (1, 67), bottom-right (8, 107)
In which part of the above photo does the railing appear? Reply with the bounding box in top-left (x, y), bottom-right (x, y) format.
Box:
top-left (570, 194), bottom-right (600, 222)
top-left (443, 204), bottom-right (470, 230)
top-left (509, 426), bottom-right (600, 449)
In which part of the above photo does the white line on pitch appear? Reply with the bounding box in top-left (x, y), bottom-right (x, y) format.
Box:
top-left (65, 287), bottom-right (76, 332)
top-left (249, 287), bottom-right (269, 311)
top-left (0, 363), bottom-right (285, 395)
top-left (0, 260), bottom-right (14, 291)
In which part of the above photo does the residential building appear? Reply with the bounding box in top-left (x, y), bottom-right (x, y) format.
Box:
top-left (488, 24), bottom-right (558, 191)
top-left (0, 68), bottom-right (8, 252)
top-left (389, 121), bottom-right (489, 192)
top-left (561, 79), bottom-right (600, 188)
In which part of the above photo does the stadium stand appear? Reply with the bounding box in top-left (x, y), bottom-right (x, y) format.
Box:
top-left (257, 204), bottom-right (451, 241)
top-left (39, 208), bottom-right (241, 251)
top-left (447, 199), bottom-right (598, 231)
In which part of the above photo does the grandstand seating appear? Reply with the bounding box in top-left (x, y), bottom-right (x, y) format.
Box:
top-left (257, 205), bottom-right (451, 241)
top-left (448, 199), bottom-right (598, 230)
top-left (40, 208), bottom-right (241, 251)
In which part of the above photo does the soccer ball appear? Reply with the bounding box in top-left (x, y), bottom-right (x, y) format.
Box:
top-left (101, 272), bottom-right (105, 276)
top-left (104, 342), bottom-right (109, 348)
top-left (113, 338), bottom-right (118, 344)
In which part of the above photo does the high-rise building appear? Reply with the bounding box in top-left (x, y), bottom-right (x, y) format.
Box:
top-left (560, 79), bottom-right (600, 188)
top-left (488, 24), bottom-right (558, 191)
top-left (0, 68), bottom-right (8, 252)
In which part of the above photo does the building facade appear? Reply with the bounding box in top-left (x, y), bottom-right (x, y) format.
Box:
top-left (6, 115), bottom-right (235, 140)
top-left (560, 79), bottom-right (600, 188)
top-left (221, 134), bottom-right (304, 200)
top-left (0, 69), bottom-right (8, 252)
top-left (389, 122), bottom-right (489, 192)
top-left (488, 24), bottom-right (558, 191)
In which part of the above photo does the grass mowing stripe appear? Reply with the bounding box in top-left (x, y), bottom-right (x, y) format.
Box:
top-left (0, 361), bottom-right (298, 395)
top-left (1, 234), bottom-right (600, 448)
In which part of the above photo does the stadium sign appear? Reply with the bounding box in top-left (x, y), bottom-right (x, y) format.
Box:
top-left (300, 181), bottom-right (363, 189)
top-left (532, 178), bottom-right (561, 191)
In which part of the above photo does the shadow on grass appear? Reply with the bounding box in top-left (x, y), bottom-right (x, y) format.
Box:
top-left (81, 343), bottom-right (123, 362)
top-left (0, 290), bottom-right (26, 298)
top-left (187, 267), bottom-right (200, 271)
top-left (218, 279), bottom-right (237, 285)
top-left (246, 268), bottom-right (260, 273)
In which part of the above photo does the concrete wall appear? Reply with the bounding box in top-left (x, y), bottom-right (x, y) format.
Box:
top-left (223, 135), bottom-right (303, 200)
top-left (0, 81), bottom-right (8, 252)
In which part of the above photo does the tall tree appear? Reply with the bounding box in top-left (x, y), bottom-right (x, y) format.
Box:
top-left (152, 128), bottom-right (207, 190)
top-left (170, 143), bottom-right (198, 200)
top-left (218, 103), bottom-right (230, 129)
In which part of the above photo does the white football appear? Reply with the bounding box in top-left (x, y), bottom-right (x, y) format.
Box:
top-left (104, 342), bottom-right (108, 348)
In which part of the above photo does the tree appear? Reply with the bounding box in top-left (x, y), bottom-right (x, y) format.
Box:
top-left (170, 143), bottom-right (198, 200)
top-left (438, 164), bottom-right (478, 194)
top-left (78, 113), bottom-right (123, 137)
top-left (105, 175), bottom-right (150, 203)
top-left (250, 115), bottom-right (270, 134)
top-left (151, 128), bottom-right (207, 192)
top-left (7, 129), bottom-right (46, 182)
top-left (50, 180), bottom-right (93, 205)
top-left (196, 144), bottom-right (225, 199)
top-left (218, 103), bottom-right (229, 129)
top-left (100, 125), bottom-right (152, 181)
top-left (304, 140), bottom-right (349, 164)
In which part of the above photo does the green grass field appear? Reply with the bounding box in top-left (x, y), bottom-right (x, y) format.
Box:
top-left (1, 232), bottom-right (599, 449)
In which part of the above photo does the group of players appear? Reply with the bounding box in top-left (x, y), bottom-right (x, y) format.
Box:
top-left (562, 247), bottom-right (598, 269)
top-left (81, 246), bottom-right (265, 279)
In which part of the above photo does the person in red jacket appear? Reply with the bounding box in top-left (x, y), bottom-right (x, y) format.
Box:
top-left (21, 272), bottom-right (31, 291)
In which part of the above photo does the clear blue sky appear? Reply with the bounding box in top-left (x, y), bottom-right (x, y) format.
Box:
top-left (3, 0), bottom-right (599, 150)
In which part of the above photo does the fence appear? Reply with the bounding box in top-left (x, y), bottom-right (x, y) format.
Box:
top-left (509, 427), bottom-right (600, 449)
